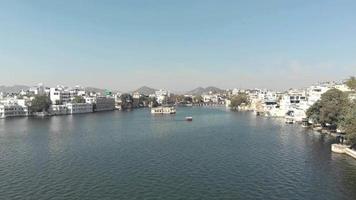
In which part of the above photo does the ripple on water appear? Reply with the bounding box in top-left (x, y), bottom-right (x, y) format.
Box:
top-left (1, 108), bottom-right (356, 200)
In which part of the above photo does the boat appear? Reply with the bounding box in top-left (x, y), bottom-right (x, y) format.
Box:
top-left (185, 116), bottom-right (193, 121)
top-left (151, 106), bottom-right (176, 114)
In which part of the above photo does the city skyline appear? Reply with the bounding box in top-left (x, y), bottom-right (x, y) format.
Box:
top-left (0, 0), bottom-right (355, 91)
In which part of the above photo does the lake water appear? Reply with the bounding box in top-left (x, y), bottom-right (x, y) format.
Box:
top-left (1, 107), bottom-right (356, 200)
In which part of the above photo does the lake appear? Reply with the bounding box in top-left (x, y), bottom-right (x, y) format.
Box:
top-left (1, 107), bottom-right (356, 200)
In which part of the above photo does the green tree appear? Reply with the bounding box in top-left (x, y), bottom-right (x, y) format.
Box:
top-left (72, 96), bottom-right (85, 103)
top-left (307, 89), bottom-right (349, 126)
top-left (338, 101), bottom-right (356, 145)
top-left (345, 76), bottom-right (356, 90)
top-left (306, 101), bottom-right (321, 124)
top-left (230, 93), bottom-right (250, 109)
top-left (30, 95), bottom-right (51, 112)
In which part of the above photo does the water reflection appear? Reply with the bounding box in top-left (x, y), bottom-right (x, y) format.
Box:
top-left (0, 108), bottom-right (356, 200)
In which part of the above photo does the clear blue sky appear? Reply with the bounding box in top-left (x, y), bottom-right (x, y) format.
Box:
top-left (0, 0), bottom-right (355, 91)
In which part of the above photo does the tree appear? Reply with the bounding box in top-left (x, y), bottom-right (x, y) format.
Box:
top-left (307, 89), bottom-right (349, 126)
top-left (230, 93), bottom-right (250, 109)
top-left (30, 95), bottom-right (51, 112)
top-left (193, 95), bottom-right (203, 103)
top-left (72, 96), bottom-right (85, 103)
top-left (345, 76), bottom-right (356, 90)
top-left (306, 101), bottom-right (321, 124)
top-left (120, 93), bottom-right (133, 110)
top-left (338, 101), bottom-right (356, 146)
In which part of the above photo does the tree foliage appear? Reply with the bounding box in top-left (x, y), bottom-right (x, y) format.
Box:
top-left (306, 89), bottom-right (349, 126)
top-left (306, 101), bottom-right (321, 123)
top-left (338, 101), bottom-right (356, 145)
top-left (30, 95), bottom-right (51, 112)
top-left (345, 76), bottom-right (356, 90)
top-left (193, 95), bottom-right (203, 103)
top-left (230, 93), bottom-right (250, 108)
top-left (120, 93), bottom-right (133, 109)
top-left (72, 96), bottom-right (85, 103)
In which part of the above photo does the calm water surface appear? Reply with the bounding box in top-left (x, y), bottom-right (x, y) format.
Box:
top-left (1, 107), bottom-right (356, 200)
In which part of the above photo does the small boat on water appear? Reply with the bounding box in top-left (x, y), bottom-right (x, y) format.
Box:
top-left (185, 116), bottom-right (193, 121)
top-left (151, 106), bottom-right (176, 114)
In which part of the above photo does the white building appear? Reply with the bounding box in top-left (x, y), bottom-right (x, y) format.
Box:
top-left (30, 83), bottom-right (46, 95)
top-left (202, 94), bottom-right (219, 103)
top-left (0, 104), bottom-right (28, 118)
top-left (66, 103), bottom-right (93, 114)
top-left (50, 87), bottom-right (71, 105)
top-left (114, 93), bottom-right (122, 110)
top-left (0, 99), bottom-right (29, 118)
top-left (306, 85), bottom-right (330, 106)
top-left (155, 89), bottom-right (170, 104)
top-left (132, 92), bottom-right (141, 99)
top-left (84, 97), bottom-right (96, 104)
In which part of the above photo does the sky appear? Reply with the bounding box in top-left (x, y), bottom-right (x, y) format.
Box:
top-left (0, 0), bottom-right (355, 92)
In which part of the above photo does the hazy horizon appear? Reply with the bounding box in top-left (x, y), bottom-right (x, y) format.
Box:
top-left (1, 0), bottom-right (355, 91)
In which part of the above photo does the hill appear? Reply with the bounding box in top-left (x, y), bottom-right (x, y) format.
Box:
top-left (0, 85), bottom-right (30, 93)
top-left (133, 86), bottom-right (157, 96)
top-left (186, 86), bottom-right (224, 95)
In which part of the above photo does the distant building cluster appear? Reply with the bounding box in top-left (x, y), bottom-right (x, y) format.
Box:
top-left (0, 80), bottom-right (354, 121)
top-left (225, 81), bottom-right (354, 123)
top-left (0, 83), bottom-right (115, 118)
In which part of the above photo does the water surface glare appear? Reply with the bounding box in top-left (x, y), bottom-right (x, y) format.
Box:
top-left (1, 107), bottom-right (356, 200)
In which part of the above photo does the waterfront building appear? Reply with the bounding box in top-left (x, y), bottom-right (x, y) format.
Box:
top-left (114, 93), bottom-right (122, 110)
top-left (225, 99), bottom-right (231, 107)
top-left (132, 92), bottom-right (141, 99)
top-left (0, 99), bottom-right (29, 118)
top-left (65, 103), bottom-right (93, 114)
top-left (49, 105), bottom-right (68, 115)
top-left (0, 104), bottom-right (28, 118)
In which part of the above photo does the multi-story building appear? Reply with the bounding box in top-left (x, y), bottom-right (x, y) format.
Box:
top-left (306, 85), bottom-right (330, 107)
top-left (0, 99), bottom-right (29, 118)
top-left (50, 87), bottom-right (71, 105)
top-left (0, 104), bottom-right (28, 118)
top-left (65, 103), bottom-right (93, 114)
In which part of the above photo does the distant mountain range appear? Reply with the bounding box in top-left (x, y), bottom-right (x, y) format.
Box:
top-left (133, 86), bottom-right (157, 96)
top-left (84, 87), bottom-right (109, 94)
top-left (186, 86), bottom-right (224, 95)
top-left (0, 84), bottom-right (225, 96)
top-left (0, 85), bottom-right (30, 93)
